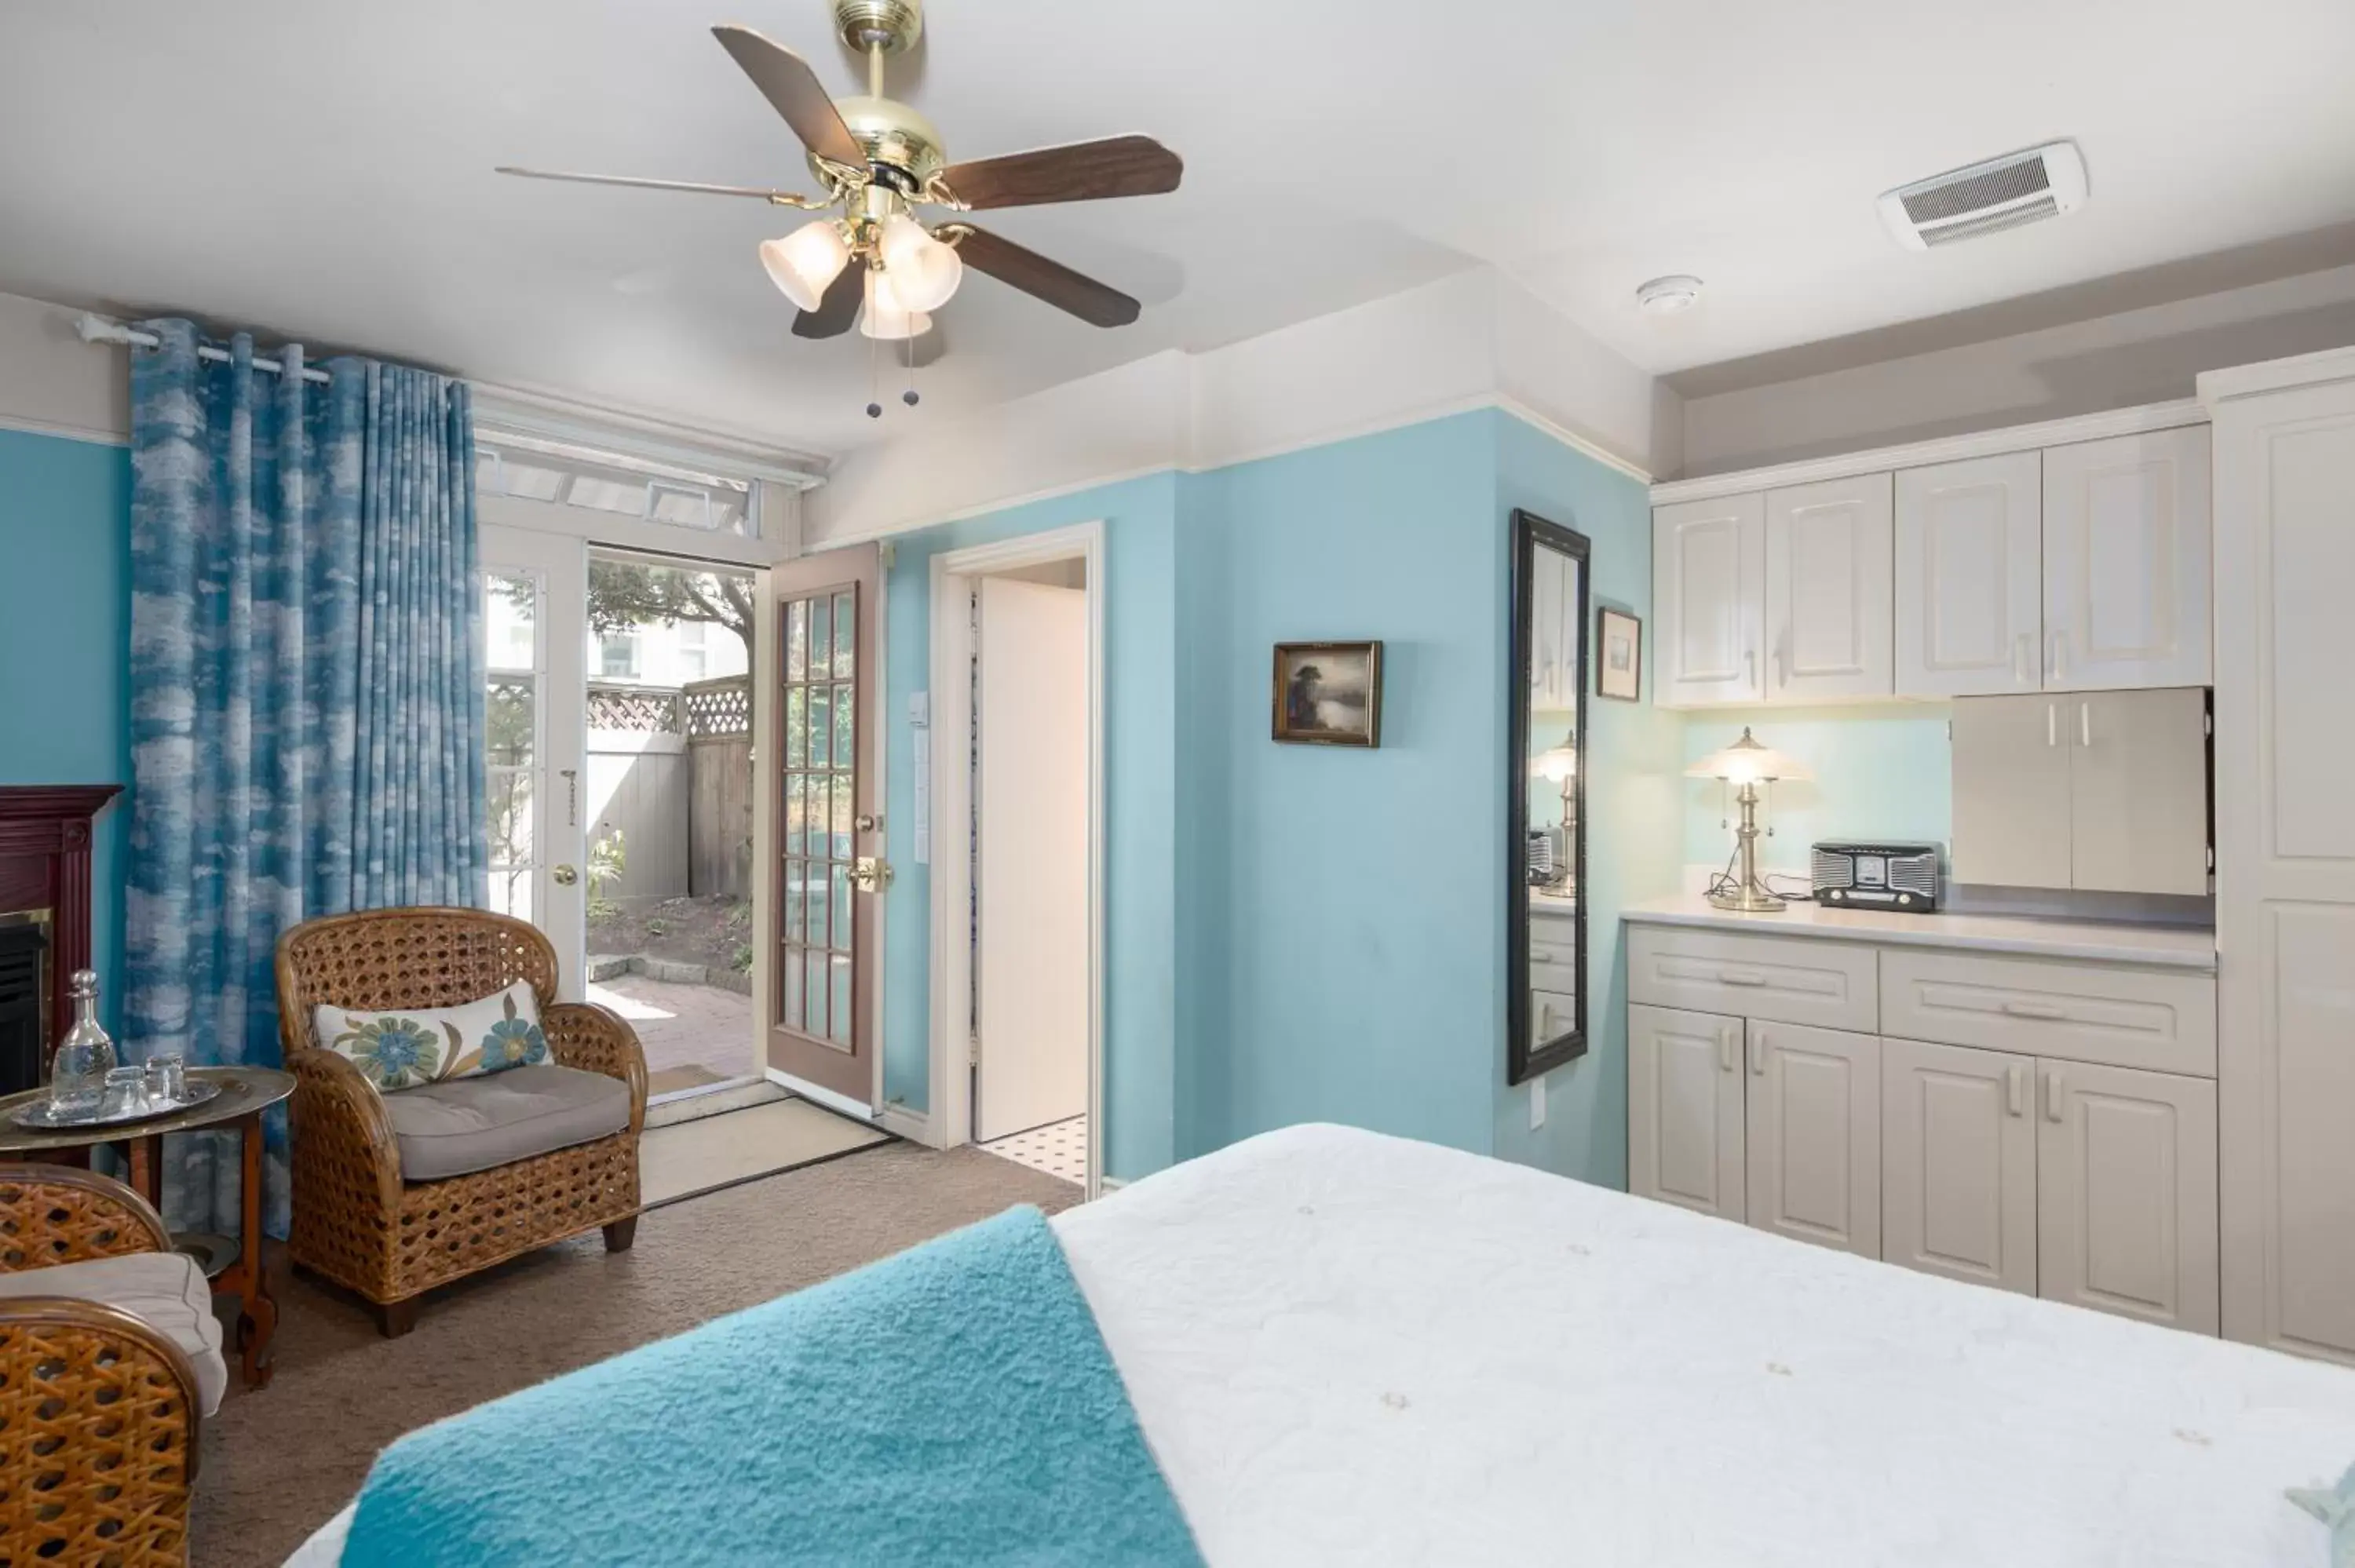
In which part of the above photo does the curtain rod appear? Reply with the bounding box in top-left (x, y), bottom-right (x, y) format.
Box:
top-left (75, 312), bottom-right (334, 385)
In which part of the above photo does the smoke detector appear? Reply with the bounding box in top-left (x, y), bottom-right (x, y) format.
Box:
top-left (1636, 275), bottom-right (1705, 315)
top-left (1879, 141), bottom-right (2087, 250)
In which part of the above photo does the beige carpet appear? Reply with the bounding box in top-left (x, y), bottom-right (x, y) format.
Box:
top-left (191, 1143), bottom-right (1081, 1568)
top-left (640, 1096), bottom-right (891, 1207)
top-left (643, 1063), bottom-right (728, 1097)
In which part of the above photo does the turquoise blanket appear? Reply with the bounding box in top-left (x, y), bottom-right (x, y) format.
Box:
top-left (341, 1206), bottom-right (1203, 1567)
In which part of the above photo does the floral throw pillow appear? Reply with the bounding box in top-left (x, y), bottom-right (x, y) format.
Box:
top-left (312, 981), bottom-right (550, 1092)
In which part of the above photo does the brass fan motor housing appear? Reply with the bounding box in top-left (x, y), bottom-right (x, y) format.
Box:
top-left (829, 94), bottom-right (947, 190)
top-left (834, 0), bottom-right (922, 55)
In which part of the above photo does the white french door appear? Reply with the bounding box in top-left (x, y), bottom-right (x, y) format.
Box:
top-left (480, 523), bottom-right (589, 996)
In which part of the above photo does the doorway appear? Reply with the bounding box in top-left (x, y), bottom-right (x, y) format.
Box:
top-left (928, 525), bottom-right (1104, 1195)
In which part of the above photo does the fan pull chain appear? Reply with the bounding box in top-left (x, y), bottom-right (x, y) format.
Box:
top-left (866, 310), bottom-right (882, 419)
top-left (904, 330), bottom-right (919, 407)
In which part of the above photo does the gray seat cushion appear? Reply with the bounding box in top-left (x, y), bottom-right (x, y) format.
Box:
top-left (0, 1250), bottom-right (228, 1416)
top-left (382, 1063), bottom-right (632, 1182)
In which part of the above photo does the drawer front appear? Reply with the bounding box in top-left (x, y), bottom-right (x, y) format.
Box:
top-left (1627, 926), bottom-right (1878, 1033)
top-left (1528, 914), bottom-right (1579, 994)
top-left (1879, 949), bottom-right (2215, 1078)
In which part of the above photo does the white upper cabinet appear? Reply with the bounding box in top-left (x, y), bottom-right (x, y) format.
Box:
top-left (1764, 475), bottom-right (1893, 703)
top-left (1894, 452), bottom-right (2043, 698)
top-left (2042, 428), bottom-right (2212, 691)
top-left (1654, 494), bottom-right (1765, 706)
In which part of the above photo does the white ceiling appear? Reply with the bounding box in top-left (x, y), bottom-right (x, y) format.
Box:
top-left (4, 0), bottom-right (2352, 455)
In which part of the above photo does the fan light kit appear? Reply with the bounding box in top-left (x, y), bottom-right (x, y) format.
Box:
top-left (1636, 275), bottom-right (1705, 315)
top-left (498, 0), bottom-right (1184, 418)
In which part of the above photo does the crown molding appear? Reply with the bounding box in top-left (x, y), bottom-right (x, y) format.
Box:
top-left (2197, 344), bottom-right (2355, 403)
top-left (1650, 398), bottom-right (2208, 505)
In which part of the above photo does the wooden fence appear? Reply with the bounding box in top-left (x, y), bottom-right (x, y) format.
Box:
top-left (586, 676), bottom-right (753, 905)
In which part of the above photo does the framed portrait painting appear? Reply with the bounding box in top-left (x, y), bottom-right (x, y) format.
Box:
top-left (1271, 641), bottom-right (1382, 746)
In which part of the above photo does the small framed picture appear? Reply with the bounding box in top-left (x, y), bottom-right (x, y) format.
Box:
top-left (1272, 641), bottom-right (1383, 747)
top-left (1597, 607), bottom-right (1642, 702)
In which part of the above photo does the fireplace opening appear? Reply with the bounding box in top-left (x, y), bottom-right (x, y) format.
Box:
top-left (0, 908), bottom-right (53, 1097)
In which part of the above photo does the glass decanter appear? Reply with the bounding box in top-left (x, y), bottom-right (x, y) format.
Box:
top-left (47, 968), bottom-right (115, 1117)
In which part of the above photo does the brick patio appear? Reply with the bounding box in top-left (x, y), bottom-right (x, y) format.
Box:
top-left (586, 973), bottom-right (755, 1088)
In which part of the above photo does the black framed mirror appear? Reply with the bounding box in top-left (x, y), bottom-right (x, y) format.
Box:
top-left (1507, 509), bottom-right (1590, 1084)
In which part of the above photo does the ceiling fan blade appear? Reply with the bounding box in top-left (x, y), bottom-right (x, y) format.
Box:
top-left (937, 135), bottom-right (1182, 210)
top-left (793, 264), bottom-right (867, 339)
top-left (711, 25), bottom-right (867, 171)
top-left (495, 166), bottom-right (796, 201)
top-left (953, 227), bottom-right (1141, 328)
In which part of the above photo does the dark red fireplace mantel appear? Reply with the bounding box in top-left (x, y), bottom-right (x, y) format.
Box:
top-left (0, 785), bottom-right (123, 1057)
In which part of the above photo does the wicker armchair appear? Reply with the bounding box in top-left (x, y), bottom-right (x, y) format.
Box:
top-left (275, 906), bottom-right (647, 1336)
top-left (0, 1165), bottom-right (204, 1566)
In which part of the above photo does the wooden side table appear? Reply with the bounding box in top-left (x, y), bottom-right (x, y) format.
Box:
top-left (0, 1065), bottom-right (296, 1388)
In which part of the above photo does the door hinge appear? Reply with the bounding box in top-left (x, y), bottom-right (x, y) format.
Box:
top-left (967, 1030), bottom-right (979, 1068)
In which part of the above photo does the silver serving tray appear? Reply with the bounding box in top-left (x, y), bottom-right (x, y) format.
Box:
top-left (10, 1079), bottom-right (222, 1131)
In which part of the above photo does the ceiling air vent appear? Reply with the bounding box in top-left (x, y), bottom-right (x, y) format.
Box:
top-left (1879, 141), bottom-right (2087, 251)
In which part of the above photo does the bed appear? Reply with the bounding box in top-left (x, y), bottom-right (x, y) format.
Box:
top-left (290, 1123), bottom-right (2355, 1565)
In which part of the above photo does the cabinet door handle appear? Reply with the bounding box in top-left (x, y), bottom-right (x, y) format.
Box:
top-left (2050, 629), bottom-right (2068, 684)
top-left (2002, 999), bottom-right (2067, 1020)
top-left (2043, 1067), bottom-right (2065, 1123)
top-left (1531, 946), bottom-right (1559, 965)
top-left (2014, 632), bottom-right (2032, 685)
top-left (2006, 1063), bottom-right (2027, 1118)
top-left (2080, 702), bottom-right (2091, 748)
top-left (2047, 702), bottom-right (2057, 747)
top-left (1774, 644), bottom-right (1788, 689)
top-left (1718, 1028), bottom-right (1736, 1074)
top-left (1748, 1030), bottom-right (1767, 1076)
top-left (1746, 649), bottom-right (1758, 691)
top-left (1716, 968), bottom-right (1770, 987)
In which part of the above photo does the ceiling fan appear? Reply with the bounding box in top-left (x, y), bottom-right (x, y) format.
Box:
top-left (497, 0), bottom-right (1183, 412)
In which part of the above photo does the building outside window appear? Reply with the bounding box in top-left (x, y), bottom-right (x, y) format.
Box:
top-left (599, 632), bottom-right (641, 680)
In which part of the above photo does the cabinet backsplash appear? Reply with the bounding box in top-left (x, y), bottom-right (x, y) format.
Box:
top-left (1681, 705), bottom-right (1952, 876)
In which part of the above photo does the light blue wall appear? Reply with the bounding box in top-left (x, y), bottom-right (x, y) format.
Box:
top-left (1177, 413), bottom-right (1506, 1160)
top-left (0, 429), bottom-right (133, 1029)
top-left (1680, 706), bottom-right (1952, 878)
top-left (1488, 413), bottom-right (1684, 1187)
top-left (876, 474), bottom-right (1182, 1180)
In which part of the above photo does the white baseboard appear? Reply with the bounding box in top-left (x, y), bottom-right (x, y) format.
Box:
top-left (878, 1103), bottom-right (940, 1148)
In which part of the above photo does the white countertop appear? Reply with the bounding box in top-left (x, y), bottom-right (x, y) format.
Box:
top-left (1622, 894), bottom-right (2216, 971)
top-left (1529, 888), bottom-right (1579, 917)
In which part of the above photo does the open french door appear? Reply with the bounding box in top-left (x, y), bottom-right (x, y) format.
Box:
top-left (758, 544), bottom-right (884, 1111)
top-left (479, 524), bottom-right (589, 996)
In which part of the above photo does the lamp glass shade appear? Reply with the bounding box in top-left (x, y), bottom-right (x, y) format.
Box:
top-left (859, 269), bottom-right (933, 341)
top-left (1684, 727), bottom-right (1809, 784)
top-left (759, 221), bottom-right (850, 312)
top-left (879, 214), bottom-right (963, 312)
top-left (1532, 745), bottom-right (1578, 783)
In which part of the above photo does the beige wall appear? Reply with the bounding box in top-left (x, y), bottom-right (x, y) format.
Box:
top-left (1678, 264), bottom-right (2355, 476)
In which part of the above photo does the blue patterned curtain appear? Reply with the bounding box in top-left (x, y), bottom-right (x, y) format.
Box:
top-left (126, 319), bottom-right (487, 1237)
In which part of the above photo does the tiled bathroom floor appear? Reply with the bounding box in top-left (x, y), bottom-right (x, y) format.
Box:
top-left (979, 1116), bottom-right (1087, 1187)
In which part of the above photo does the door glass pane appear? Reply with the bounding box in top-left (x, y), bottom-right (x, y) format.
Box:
top-left (785, 773), bottom-right (805, 858)
top-left (782, 948), bottom-right (804, 1032)
top-left (809, 684), bottom-right (831, 769)
top-left (832, 681), bottom-right (854, 772)
top-left (785, 686), bottom-right (806, 768)
top-left (809, 597), bottom-right (832, 680)
top-left (807, 876), bottom-right (828, 962)
top-left (786, 599), bottom-right (808, 682)
top-left (783, 859), bottom-right (806, 943)
top-left (805, 949), bottom-right (830, 1037)
top-left (831, 862), bottom-right (853, 950)
top-left (833, 591), bottom-right (856, 677)
top-left (828, 954), bottom-right (853, 1045)
top-left (485, 571), bottom-right (536, 673)
top-left (485, 867), bottom-right (534, 924)
top-left (831, 771), bottom-right (853, 859)
top-left (487, 676), bottom-right (535, 765)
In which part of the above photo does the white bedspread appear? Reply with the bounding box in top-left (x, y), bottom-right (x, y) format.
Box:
top-left (290, 1123), bottom-right (2355, 1566)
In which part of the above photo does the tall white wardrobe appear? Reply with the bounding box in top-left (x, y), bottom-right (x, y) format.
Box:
top-left (2203, 345), bottom-right (2355, 1367)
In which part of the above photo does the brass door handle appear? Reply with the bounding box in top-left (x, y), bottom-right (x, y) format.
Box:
top-left (849, 856), bottom-right (893, 892)
top-left (552, 865), bottom-right (579, 887)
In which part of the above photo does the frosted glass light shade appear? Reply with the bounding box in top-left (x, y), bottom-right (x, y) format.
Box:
top-left (1532, 745), bottom-right (1578, 782)
top-left (1685, 727), bottom-right (1809, 785)
top-left (859, 269), bottom-right (933, 341)
top-left (878, 214), bottom-right (963, 312)
top-left (758, 221), bottom-right (850, 312)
